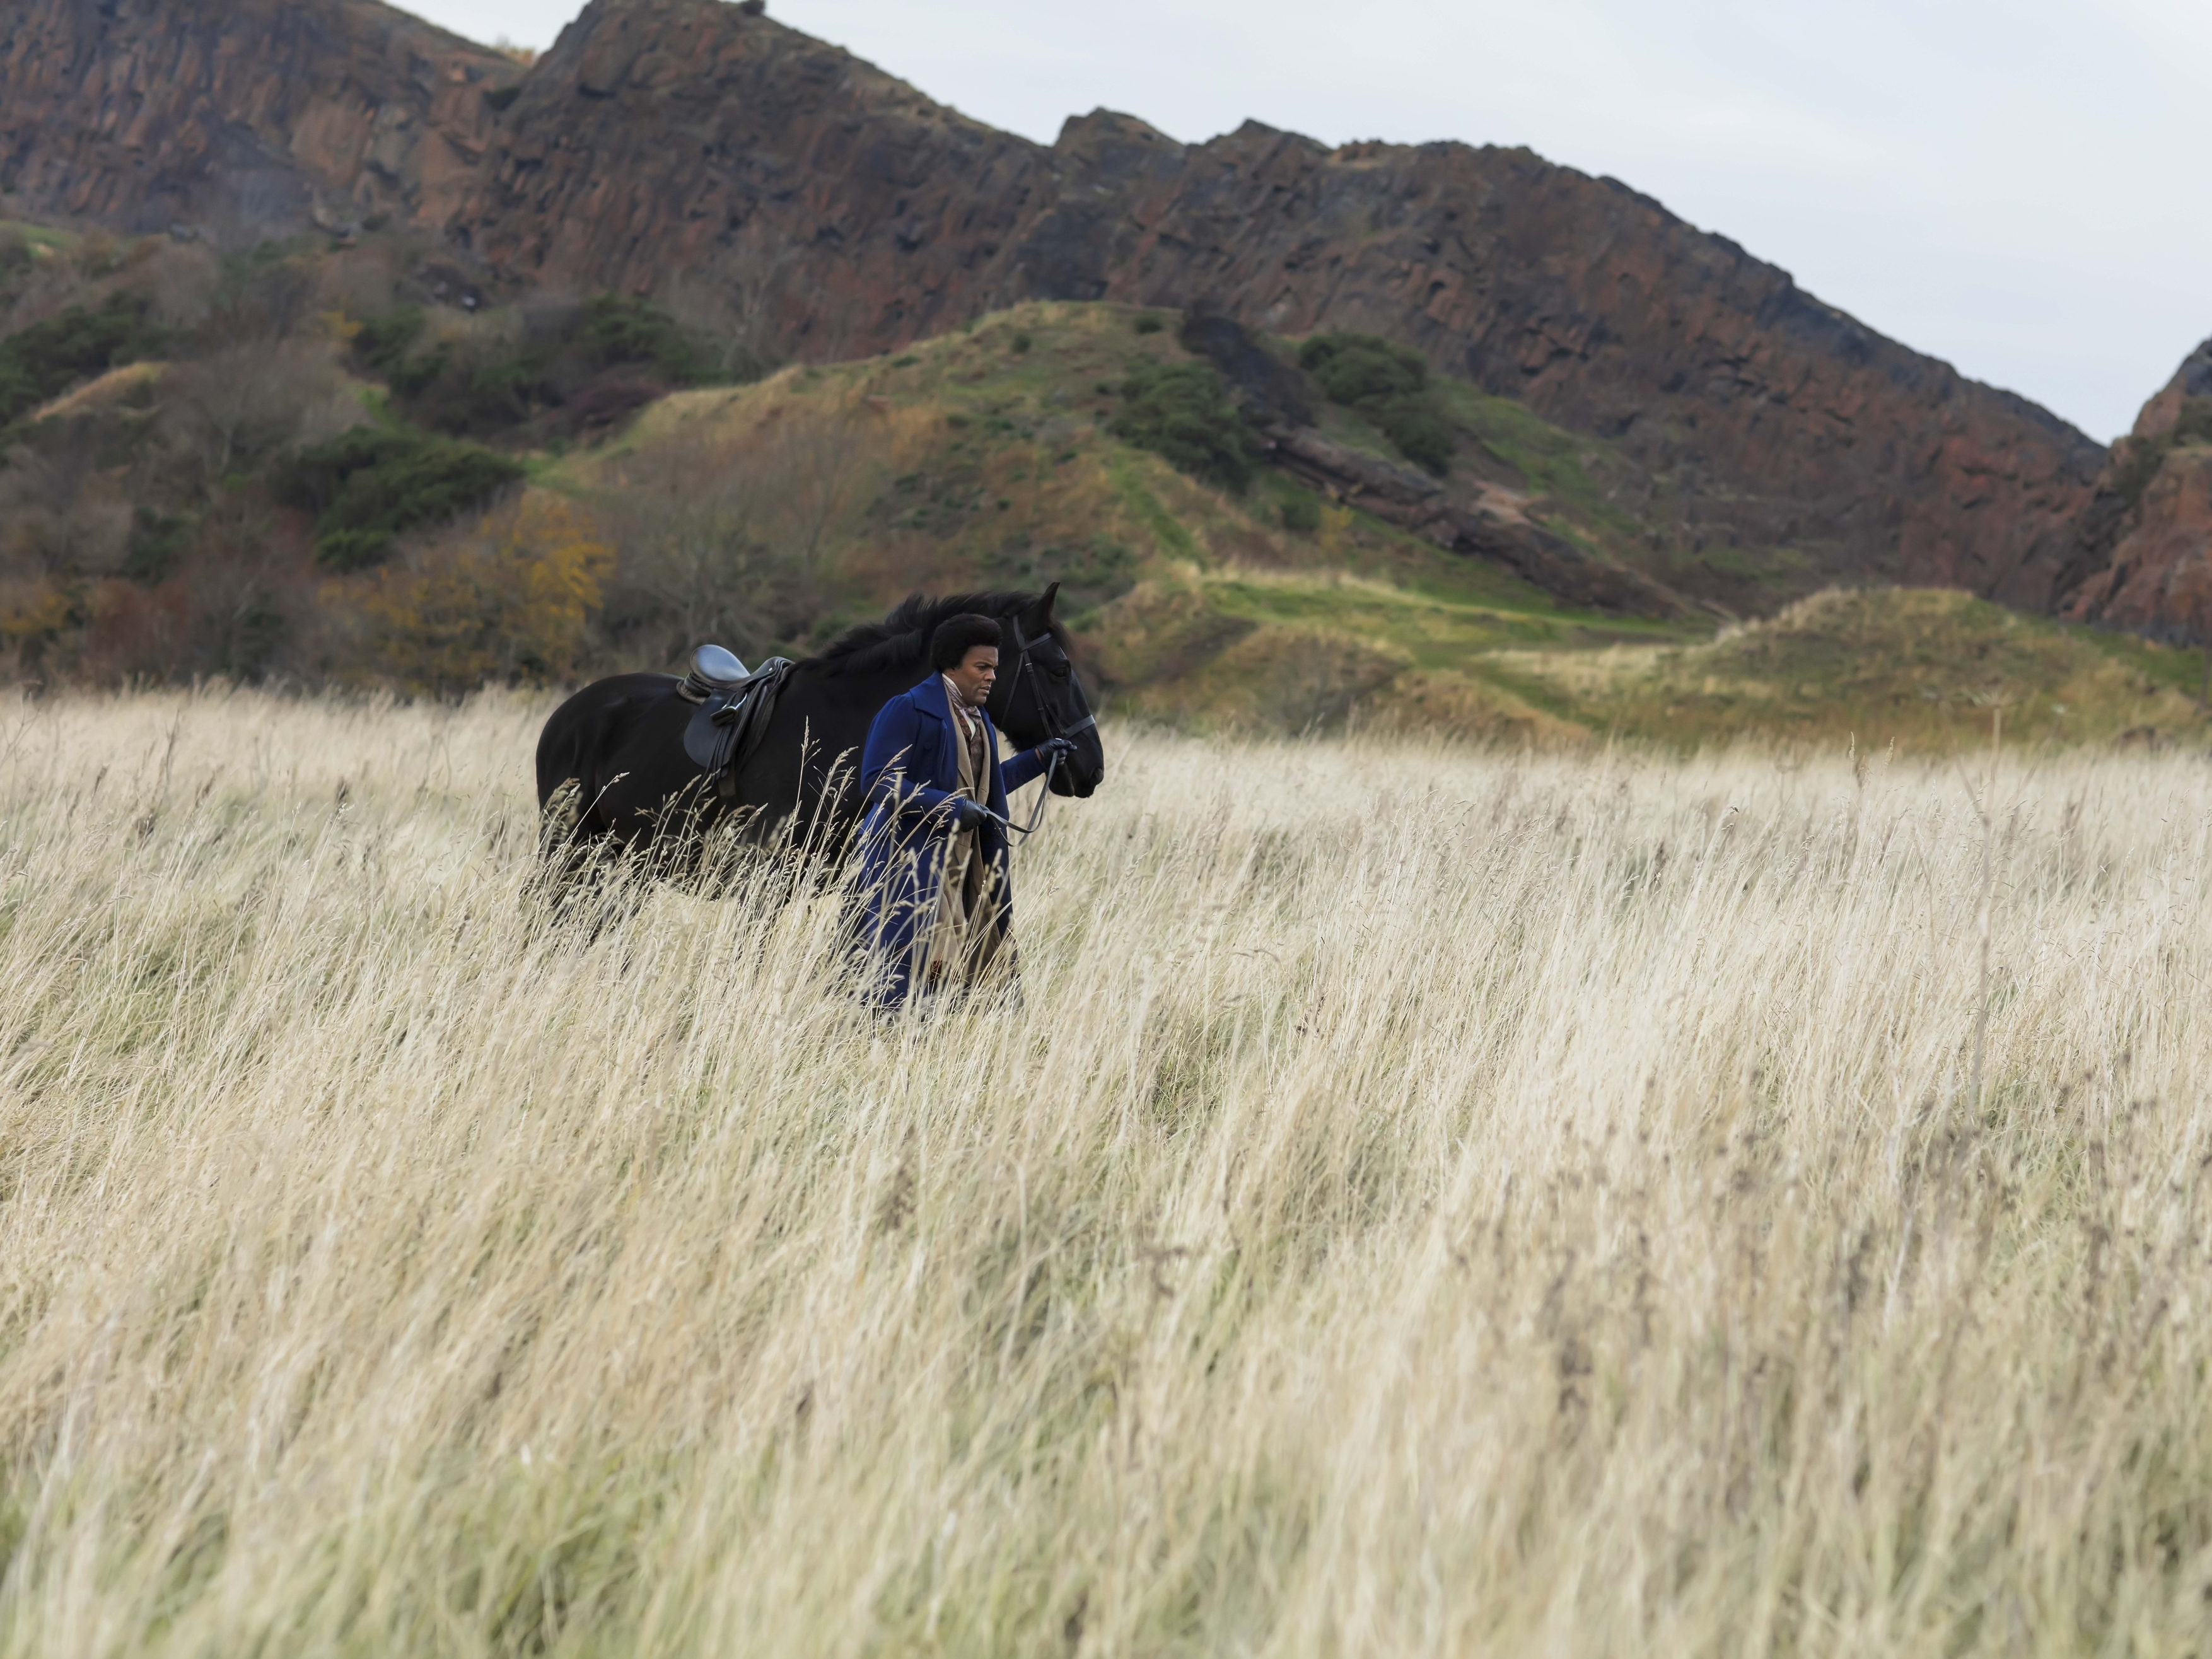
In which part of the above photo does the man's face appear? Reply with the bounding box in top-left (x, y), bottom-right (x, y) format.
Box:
top-left (948, 644), bottom-right (998, 708)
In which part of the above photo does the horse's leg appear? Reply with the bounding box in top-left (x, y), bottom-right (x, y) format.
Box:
top-left (530, 776), bottom-right (651, 944)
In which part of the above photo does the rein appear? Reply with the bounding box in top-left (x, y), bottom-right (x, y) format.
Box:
top-left (990, 615), bottom-right (1095, 839)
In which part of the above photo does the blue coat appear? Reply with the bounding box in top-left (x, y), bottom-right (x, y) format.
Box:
top-left (853, 676), bottom-right (1049, 1002)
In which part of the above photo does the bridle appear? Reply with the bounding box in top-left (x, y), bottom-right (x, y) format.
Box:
top-left (989, 612), bottom-right (1095, 838)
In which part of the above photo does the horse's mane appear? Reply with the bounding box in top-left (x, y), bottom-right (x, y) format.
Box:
top-left (801, 590), bottom-right (1066, 678)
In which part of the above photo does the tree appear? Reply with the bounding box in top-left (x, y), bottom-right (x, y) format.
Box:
top-left (349, 494), bottom-right (615, 694)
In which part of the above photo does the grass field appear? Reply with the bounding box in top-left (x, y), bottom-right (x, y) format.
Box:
top-left (3, 690), bottom-right (2211, 1655)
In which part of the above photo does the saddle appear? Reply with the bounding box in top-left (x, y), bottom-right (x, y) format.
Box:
top-left (678, 645), bottom-right (794, 800)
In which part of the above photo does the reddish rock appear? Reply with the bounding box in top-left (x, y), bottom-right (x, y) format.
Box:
top-left (0, 0), bottom-right (2108, 619)
top-left (450, 0), bottom-right (2099, 613)
top-left (2056, 340), bottom-right (2212, 642)
top-left (2131, 339), bottom-right (2212, 443)
top-left (0, 0), bottom-right (518, 240)
top-left (1035, 121), bottom-right (2104, 612)
top-left (449, 0), bottom-right (1049, 355)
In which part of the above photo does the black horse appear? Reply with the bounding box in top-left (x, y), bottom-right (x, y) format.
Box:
top-left (534, 586), bottom-right (1104, 893)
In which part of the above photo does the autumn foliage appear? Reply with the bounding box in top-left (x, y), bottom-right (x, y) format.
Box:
top-left (340, 493), bottom-right (615, 694)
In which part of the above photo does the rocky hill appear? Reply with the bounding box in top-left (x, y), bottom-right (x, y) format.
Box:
top-left (0, 0), bottom-right (519, 241)
top-left (1, 0), bottom-right (2109, 625)
top-left (450, 0), bottom-right (2106, 617)
top-left (2055, 338), bottom-right (2212, 643)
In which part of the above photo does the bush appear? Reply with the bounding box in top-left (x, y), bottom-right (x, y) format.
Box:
top-left (1110, 359), bottom-right (1260, 494)
top-left (352, 494), bottom-right (615, 693)
top-left (1299, 333), bottom-right (1426, 404)
top-left (1372, 404), bottom-right (1456, 476)
top-left (0, 296), bottom-right (168, 427)
top-left (1011, 332), bottom-right (1033, 356)
top-left (2111, 436), bottom-right (2170, 510)
top-left (1279, 489), bottom-right (1322, 533)
top-left (353, 306), bottom-right (426, 376)
top-left (1132, 315), bottom-right (1165, 335)
top-left (124, 508), bottom-right (195, 585)
top-left (356, 294), bottom-right (730, 441)
top-left (1297, 332), bottom-right (1454, 475)
top-left (274, 426), bottom-right (527, 571)
top-left (570, 293), bottom-right (714, 384)
top-left (2174, 397), bottom-right (2212, 448)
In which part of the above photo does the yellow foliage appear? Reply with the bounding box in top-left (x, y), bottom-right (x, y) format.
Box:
top-left (0, 581), bottom-right (71, 640)
top-left (346, 493), bottom-right (614, 694)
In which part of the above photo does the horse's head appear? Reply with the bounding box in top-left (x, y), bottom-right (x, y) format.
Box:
top-left (989, 584), bottom-right (1104, 798)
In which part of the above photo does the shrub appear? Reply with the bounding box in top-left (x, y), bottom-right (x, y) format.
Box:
top-left (571, 293), bottom-right (714, 384)
top-left (1011, 332), bottom-right (1033, 356)
top-left (274, 426), bottom-right (526, 571)
top-left (0, 296), bottom-right (168, 427)
top-left (1110, 359), bottom-right (1260, 494)
top-left (2111, 436), bottom-right (2169, 510)
top-left (352, 494), bottom-right (615, 693)
top-left (1279, 489), bottom-right (1322, 533)
top-left (2174, 397), bottom-right (2212, 447)
top-left (358, 294), bottom-right (730, 441)
top-left (1132, 315), bottom-right (1165, 335)
top-left (1372, 404), bottom-right (1455, 476)
top-left (1299, 333), bottom-right (1426, 403)
top-left (124, 508), bottom-right (195, 585)
top-left (353, 307), bottom-right (427, 376)
top-left (1297, 332), bottom-right (1454, 475)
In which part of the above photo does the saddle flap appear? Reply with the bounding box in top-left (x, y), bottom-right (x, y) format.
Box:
top-left (680, 656), bottom-right (795, 783)
top-left (682, 695), bottom-right (729, 771)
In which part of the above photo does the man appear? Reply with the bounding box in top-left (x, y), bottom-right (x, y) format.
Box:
top-left (852, 614), bottom-right (1074, 1005)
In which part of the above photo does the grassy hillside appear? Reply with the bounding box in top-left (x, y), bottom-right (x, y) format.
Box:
top-left (566, 306), bottom-right (2209, 750)
top-left (1, 219), bottom-right (2203, 750)
top-left (1499, 588), bottom-right (2212, 750)
top-left (552, 301), bottom-right (1678, 690)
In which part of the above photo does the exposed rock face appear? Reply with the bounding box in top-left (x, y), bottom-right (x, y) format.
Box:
top-left (1, 0), bottom-right (2107, 617)
top-left (0, 0), bottom-right (517, 241)
top-left (1032, 119), bottom-right (2104, 612)
top-left (451, 0), bottom-right (1049, 354)
top-left (2056, 340), bottom-right (2212, 643)
top-left (450, 0), bottom-right (2099, 614)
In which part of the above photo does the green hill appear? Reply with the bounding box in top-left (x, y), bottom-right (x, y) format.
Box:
top-left (2, 219), bottom-right (2204, 750)
top-left (1496, 588), bottom-right (2212, 749)
top-left (561, 303), bottom-right (2210, 751)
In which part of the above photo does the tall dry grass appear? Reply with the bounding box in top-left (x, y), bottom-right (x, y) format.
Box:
top-left (1, 689), bottom-right (2209, 1656)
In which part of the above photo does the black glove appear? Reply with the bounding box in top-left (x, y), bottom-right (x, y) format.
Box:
top-left (1036, 736), bottom-right (1078, 766)
top-left (947, 796), bottom-right (990, 832)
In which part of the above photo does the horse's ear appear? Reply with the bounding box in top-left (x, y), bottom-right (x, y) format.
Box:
top-left (1037, 581), bottom-right (1060, 621)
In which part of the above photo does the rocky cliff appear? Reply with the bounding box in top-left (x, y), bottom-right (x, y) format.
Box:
top-left (1, 0), bottom-right (2111, 618)
top-left (2056, 339), bottom-right (2212, 643)
top-left (450, 0), bottom-right (1048, 355)
top-left (451, 0), bottom-right (2102, 613)
top-left (0, 0), bottom-right (518, 240)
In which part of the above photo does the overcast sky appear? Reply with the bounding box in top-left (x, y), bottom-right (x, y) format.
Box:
top-left (403, 0), bottom-right (2211, 443)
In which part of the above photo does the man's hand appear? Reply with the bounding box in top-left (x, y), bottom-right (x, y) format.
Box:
top-left (1035, 736), bottom-right (1078, 767)
top-left (948, 796), bottom-right (991, 832)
